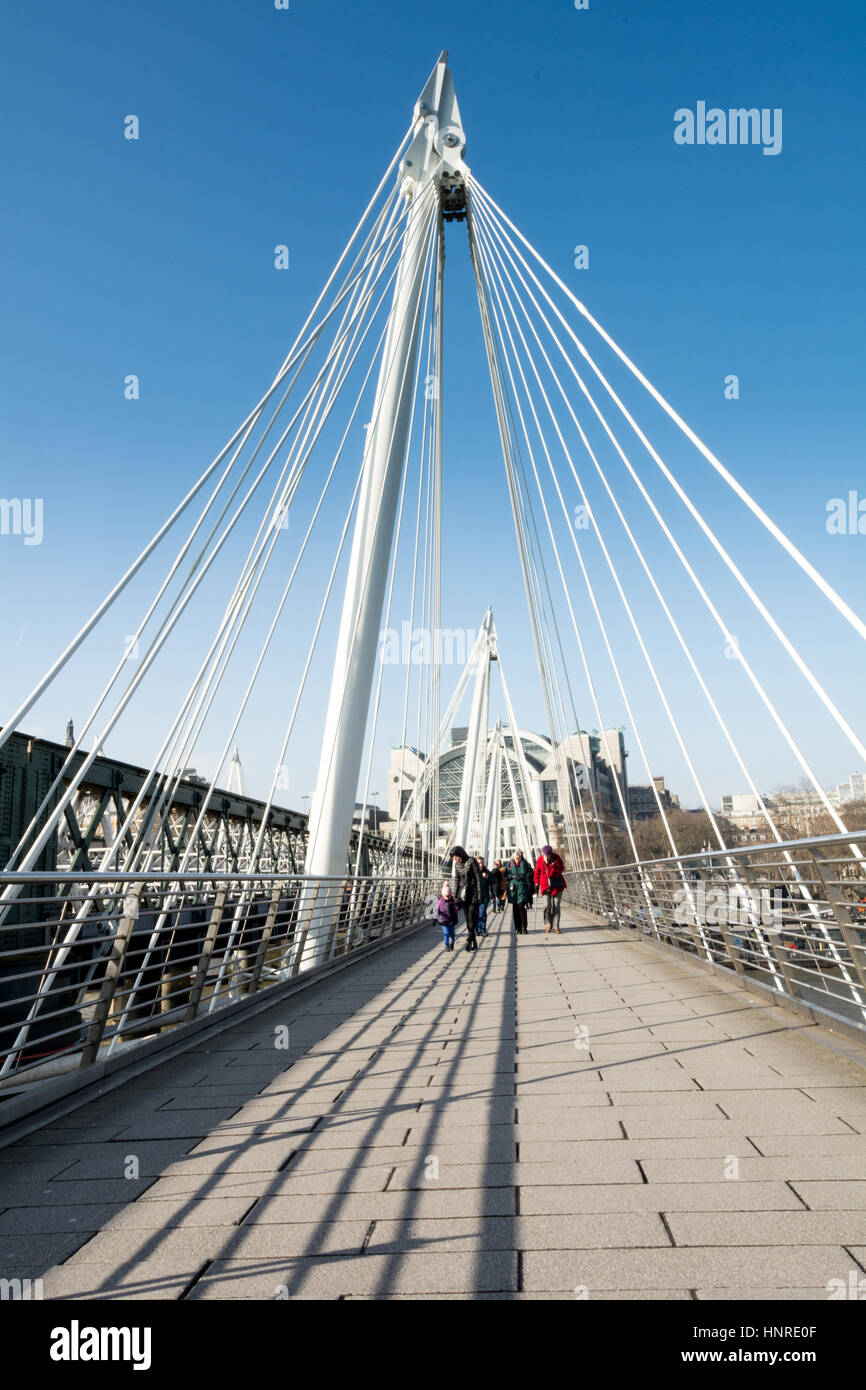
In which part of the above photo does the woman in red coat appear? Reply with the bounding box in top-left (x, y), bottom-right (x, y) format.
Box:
top-left (534, 844), bottom-right (566, 934)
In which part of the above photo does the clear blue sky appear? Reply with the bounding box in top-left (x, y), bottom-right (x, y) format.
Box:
top-left (1, 0), bottom-right (864, 812)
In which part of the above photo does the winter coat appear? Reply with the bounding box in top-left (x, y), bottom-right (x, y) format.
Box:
top-left (476, 866), bottom-right (492, 904)
top-left (436, 895), bottom-right (459, 927)
top-left (488, 866), bottom-right (503, 896)
top-left (451, 848), bottom-right (483, 908)
top-left (505, 857), bottom-right (535, 906)
top-left (534, 852), bottom-right (566, 896)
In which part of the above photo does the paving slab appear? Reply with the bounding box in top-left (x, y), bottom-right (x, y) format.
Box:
top-left (621, 1114), bottom-right (853, 1139)
top-left (186, 1251), bottom-right (519, 1298)
top-left (667, 1210), bottom-right (866, 1246)
top-left (694, 1287), bottom-right (834, 1300)
top-left (640, 1155), bottom-right (866, 1183)
top-left (245, 1187), bottom-right (517, 1222)
top-left (42, 1259), bottom-right (210, 1301)
top-left (789, 1181), bottom-right (866, 1209)
top-left (100, 1195), bottom-right (254, 1229)
top-left (0, 1231), bottom-right (94, 1270)
top-left (521, 1245), bottom-right (855, 1292)
top-left (45, 1142), bottom-right (194, 1181)
top-left (0, 1176), bottom-right (157, 1206)
top-left (0, 1203), bottom-right (129, 1234)
top-left (518, 1180), bottom-right (802, 1215)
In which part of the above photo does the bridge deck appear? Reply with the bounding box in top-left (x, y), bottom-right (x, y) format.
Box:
top-left (2, 904), bottom-right (866, 1300)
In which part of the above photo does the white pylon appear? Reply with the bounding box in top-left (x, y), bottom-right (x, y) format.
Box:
top-left (298, 54), bottom-right (467, 971)
top-left (227, 747), bottom-right (246, 796)
top-left (482, 719), bottom-right (504, 863)
top-left (501, 728), bottom-right (533, 857)
top-left (497, 659), bottom-right (546, 852)
top-left (453, 608), bottom-right (495, 849)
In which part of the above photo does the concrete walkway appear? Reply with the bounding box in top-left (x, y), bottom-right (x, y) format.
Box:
top-left (2, 904), bottom-right (866, 1300)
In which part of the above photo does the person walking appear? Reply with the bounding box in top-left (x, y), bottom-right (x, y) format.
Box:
top-left (534, 843), bottom-right (567, 934)
top-left (495, 860), bottom-right (508, 913)
top-left (506, 848), bottom-right (535, 934)
top-left (436, 881), bottom-right (459, 950)
top-left (488, 860), bottom-right (503, 914)
top-left (475, 854), bottom-right (491, 936)
top-left (449, 845), bottom-right (482, 951)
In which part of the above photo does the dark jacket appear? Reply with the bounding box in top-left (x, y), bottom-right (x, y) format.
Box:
top-left (505, 856), bottom-right (534, 906)
top-left (488, 866), bottom-right (503, 896)
top-left (477, 865), bottom-right (492, 904)
top-left (451, 847), bottom-right (483, 908)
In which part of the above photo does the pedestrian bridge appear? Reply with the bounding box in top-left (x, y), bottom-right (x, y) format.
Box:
top-left (2, 904), bottom-right (865, 1301)
top-left (2, 50), bottom-right (866, 1309)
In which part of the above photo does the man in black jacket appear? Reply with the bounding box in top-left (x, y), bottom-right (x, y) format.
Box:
top-left (449, 845), bottom-right (482, 951)
top-left (487, 861), bottom-right (503, 913)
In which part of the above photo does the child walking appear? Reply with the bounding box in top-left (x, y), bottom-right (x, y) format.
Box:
top-left (436, 880), bottom-right (459, 951)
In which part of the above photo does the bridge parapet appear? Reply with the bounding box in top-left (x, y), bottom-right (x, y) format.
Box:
top-left (573, 831), bottom-right (866, 1036)
top-left (0, 869), bottom-right (436, 1114)
top-left (0, 731), bottom-right (409, 890)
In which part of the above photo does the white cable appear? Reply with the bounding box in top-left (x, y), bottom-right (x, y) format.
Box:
top-left (109, 201), bottom-right (443, 1029)
top-left (5, 186), bottom-right (419, 872)
top-left (0, 131), bottom-right (415, 761)
top-left (471, 179), bottom-right (866, 805)
top-left (475, 200), bottom-right (721, 853)
top-left (472, 193), bottom-right (789, 852)
top-left (128, 193), bottom-right (440, 881)
top-left (472, 184), bottom-right (853, 977)
top-left (471, 180), bottom-right (857, 847)
top-left (472, 181), bottom-right (866, 646)
top-left (476, 211), bottom-right (723, 950)
top-left (470, 204), bottom-right (644, 871)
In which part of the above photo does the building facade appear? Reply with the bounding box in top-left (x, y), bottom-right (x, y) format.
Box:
top-left (628, 775), bottom-right (680, 822)
top-left (386, 726), bottom-right (631, 863)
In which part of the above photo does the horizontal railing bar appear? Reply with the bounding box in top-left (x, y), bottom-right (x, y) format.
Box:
top-left (0, 871), bottom-right (424, 884)
top-left (572, 829), bottom-right (866, 877)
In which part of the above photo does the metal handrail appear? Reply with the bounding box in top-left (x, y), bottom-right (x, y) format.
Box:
top-left (571, 831), bottom-right (866, 1035)
top-left (580, 828), bottom-right (866, 876)
top-left (0, 871), bottom-right (423, 883)
top-left (0, 870), bottom-right (438, 1090)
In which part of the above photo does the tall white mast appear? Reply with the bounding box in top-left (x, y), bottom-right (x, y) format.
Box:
top-left (453, 607), bottom-right (495, 848)
top-left (299, 54), bottom-right (466, 969)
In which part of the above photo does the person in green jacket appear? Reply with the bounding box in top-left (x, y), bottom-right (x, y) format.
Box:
top-left (505, 849), bottom-right (535, 934)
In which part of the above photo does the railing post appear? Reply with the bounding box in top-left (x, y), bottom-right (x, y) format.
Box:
top-left (696, 862), bottom-right (746, 977)
top-left (737, 855), bottom-right (796, 997)
top-left (606, 872), bottom-right (626, 927)
top-left (185, 886), bottom-right (228, 1022)
top-left (320, 882), bottom-right (341, 964)
top-left (80, 884), bottom-right (143, 1067)
top-left (248, 882), bottom-right (284, 994)
top-left (810, 848), bottom-right (866, 997)
top-left (685, 862), bottom-right (734, 967)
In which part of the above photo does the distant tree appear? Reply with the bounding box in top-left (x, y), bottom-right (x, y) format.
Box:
top-left (836, 800), bottom-right (866, 832)
top-left (622, 810), bottom-right (736, 863)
